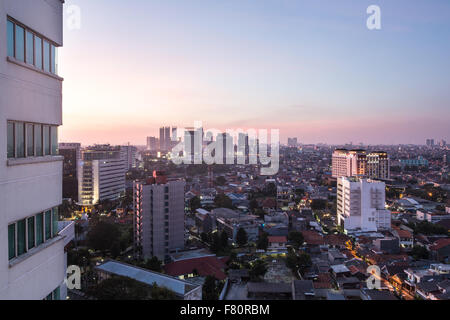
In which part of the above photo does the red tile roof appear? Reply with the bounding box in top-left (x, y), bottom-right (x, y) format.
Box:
top-left (163, 256), bottom-right (228, 280)
top-left (268, 236), bottom-right (287, 243)
top-left (430, 238), bottom-right (450, 251)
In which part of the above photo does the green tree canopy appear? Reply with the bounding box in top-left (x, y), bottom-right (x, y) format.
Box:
top-left (236, 228), bottom-right (248, 247)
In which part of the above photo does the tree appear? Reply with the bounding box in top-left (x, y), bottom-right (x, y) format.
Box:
top-left (89, 276), bottom-right (151, 300)
top-left (189, 196), bottom-right (201, 212)
top-left (411, 245), bottom-right (429, 260)
top-left (257, 232), bottom-right (269, 251)
top-left (236, 228), bottom-right (248, 247)
top-left (87, 221), bottom-right (121, 253)
top-left (220, 231), bottom-right (229, 250)
top-left (145, 256), bottom-right (163, 272)
top-left (203, 276), bottom-right (219, 300)
top-left (250, 259), bottom-right (267, 280)
top-left (214, 193), bottom-right (233, 209)
top-left (249, 199), bottom-right (259, 212)
top-left (288, 231), bottom-right (305, 249)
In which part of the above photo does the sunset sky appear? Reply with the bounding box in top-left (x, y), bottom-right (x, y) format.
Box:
top-left (59, 0), bottom-right (450, 146)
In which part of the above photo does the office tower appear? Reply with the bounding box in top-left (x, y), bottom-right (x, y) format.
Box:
top-left (120, 144), bottom-right (137, 170)
top-left (217, 132), bottom-right (234, 164)
top-left (439, 139), bottom-right (447, 148)
top-left (332, 149), bottom-right (390, 180)
top-left (159, 127), bottom-right (165, 151)
top-left (164, 127), bottom-right (171, 151)
top-left (237, 133), bottom-right (249, 163)
top-left (77, 145), bottom-right (126, 206)
top-left (1, 0), bottom-right (74, 300)
top-left (287, 137), bottom-right (298, 148)
top-left (59, 143), bottom-right (81, 201)
top-left (337, 177), bottom-right (391, 233)
top-left (146, 136), bottom-right (158, 151)
top-left (134, 172), bottom-right (186, 261)
top-left (426, 139), bottom-right (435, 148)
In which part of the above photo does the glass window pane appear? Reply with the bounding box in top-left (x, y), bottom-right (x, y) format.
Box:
top-left (28, 217), bottom-right (35, 250)
top-left (51, 126), bottom-right (58, 155)
top-left (26, 124), bottom-right (34, 157)
top-left (7, 122), bottom-right (15, 158)
top-left (7, 20), bottom-right (14, 57)
top-left (52, 207), bottom-right (58, 237)
top-left (15, 122), bottom-right (25, 158)
top-left (17, 219), bottom-right (26, 256)
top-left (36, 213), bottom-right (44, 246)
top-left (35, 124), bottom-right (43, 156)
top-left (35, 36), bottom-right (42, 69)
top-left (8, 224), bottom-right (16, 260)
top-left (15, 25), bottom-right (25, 61)
top-left (45, 210), bottom-right (52, 240)
top-left (43, 125), bottom-right (50, 156)
top-left (43, 40), bottom-right (50, 72)
top-left (51, 45), bottom-right (57, 74)
top-left (26, 31), bottom-right (34, 65)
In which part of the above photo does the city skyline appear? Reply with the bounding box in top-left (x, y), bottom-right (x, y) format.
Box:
top-left (59, 0), bottom-right (450, 145)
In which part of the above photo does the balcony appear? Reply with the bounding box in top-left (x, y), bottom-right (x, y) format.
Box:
top-left (58, 220), bottom-right (75, 246)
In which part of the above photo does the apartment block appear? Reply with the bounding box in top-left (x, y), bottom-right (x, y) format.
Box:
top-left (337, 177), bottom-right (391, 233)
top-left (134, 172), bottom-right (186, 261)
top-left (0, 0), bottom-right (74, 300)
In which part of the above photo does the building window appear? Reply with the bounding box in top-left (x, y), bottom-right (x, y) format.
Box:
top-left (7, 20), bottom-right (14, 57)
top-left (52, 208), bottom-right (58, 237)
top-left (8, 208), bottom-right (59, 261)
top-left (8, 224), bottom-right (16, 260)
top-left (45, 210), bottom-right (52, 241)
top-left (17, 219), bottom-right (26, 256)
top-left (7, 122), bottom-right (14, 158)
top-left (7, 121), bottom-right (58, 159)
top-left (7, 18), bottom-right (59, 75)
top-left (26, 123), bottom-right (34, 157)
top-left (36, 213), bottom-right (44, 246)
top-left (35, 124), bottom-right (43, 156)
top-left (26, 31), bottom-right (34, 65)
top-left (28, 216), bottom-right (35, 250)
top-left (43, 40), bottom-right (50, 72)
top-left (35, 36), bottom-right (43, 69)
top-left (15, 24), bottom-right (25, 62)
top-left (15, 122), bottom-right (25, 158)
top-left (51, 126), bottom-right (58, 155)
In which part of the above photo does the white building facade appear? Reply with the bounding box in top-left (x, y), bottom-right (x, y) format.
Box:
top-left (337, 177), bottom-right (391, 233)
top-left (1, 0), bottom-right (73, 300)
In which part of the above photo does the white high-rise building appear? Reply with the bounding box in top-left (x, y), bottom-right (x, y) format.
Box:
top-left (78, 147), bottom-right (126, 206)
top-left (337, 177), bottom-right (391, 233)
top-left (134, 173), bottom-right (185, 261)
top-left (1, 0), bottom-right (74, 300)
top-left (120, 144), bottom-right (137, 171)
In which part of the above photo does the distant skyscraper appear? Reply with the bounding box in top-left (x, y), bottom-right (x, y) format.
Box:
top-left (426, 139), bottom-right (435, 148)
top-left (159, 127), bottom-right (165, 151)
top-left (134, 172), bottom-right (185, 261)
top-left (332, 149), bottom-right (390, 180)
top-left (165, 127), bottom-right (171, 151)
top-left (78, 145), bottom-right (126, 206)
top-left (337, 177), bottom-right (391, 232)
top-left (146, 136), bottom-right (158, 151)
top-left (59, 143), bottom-right (81, 201)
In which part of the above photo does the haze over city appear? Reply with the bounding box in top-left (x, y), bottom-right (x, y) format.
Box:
top-left (59, 0), bottom-right (450, 146)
